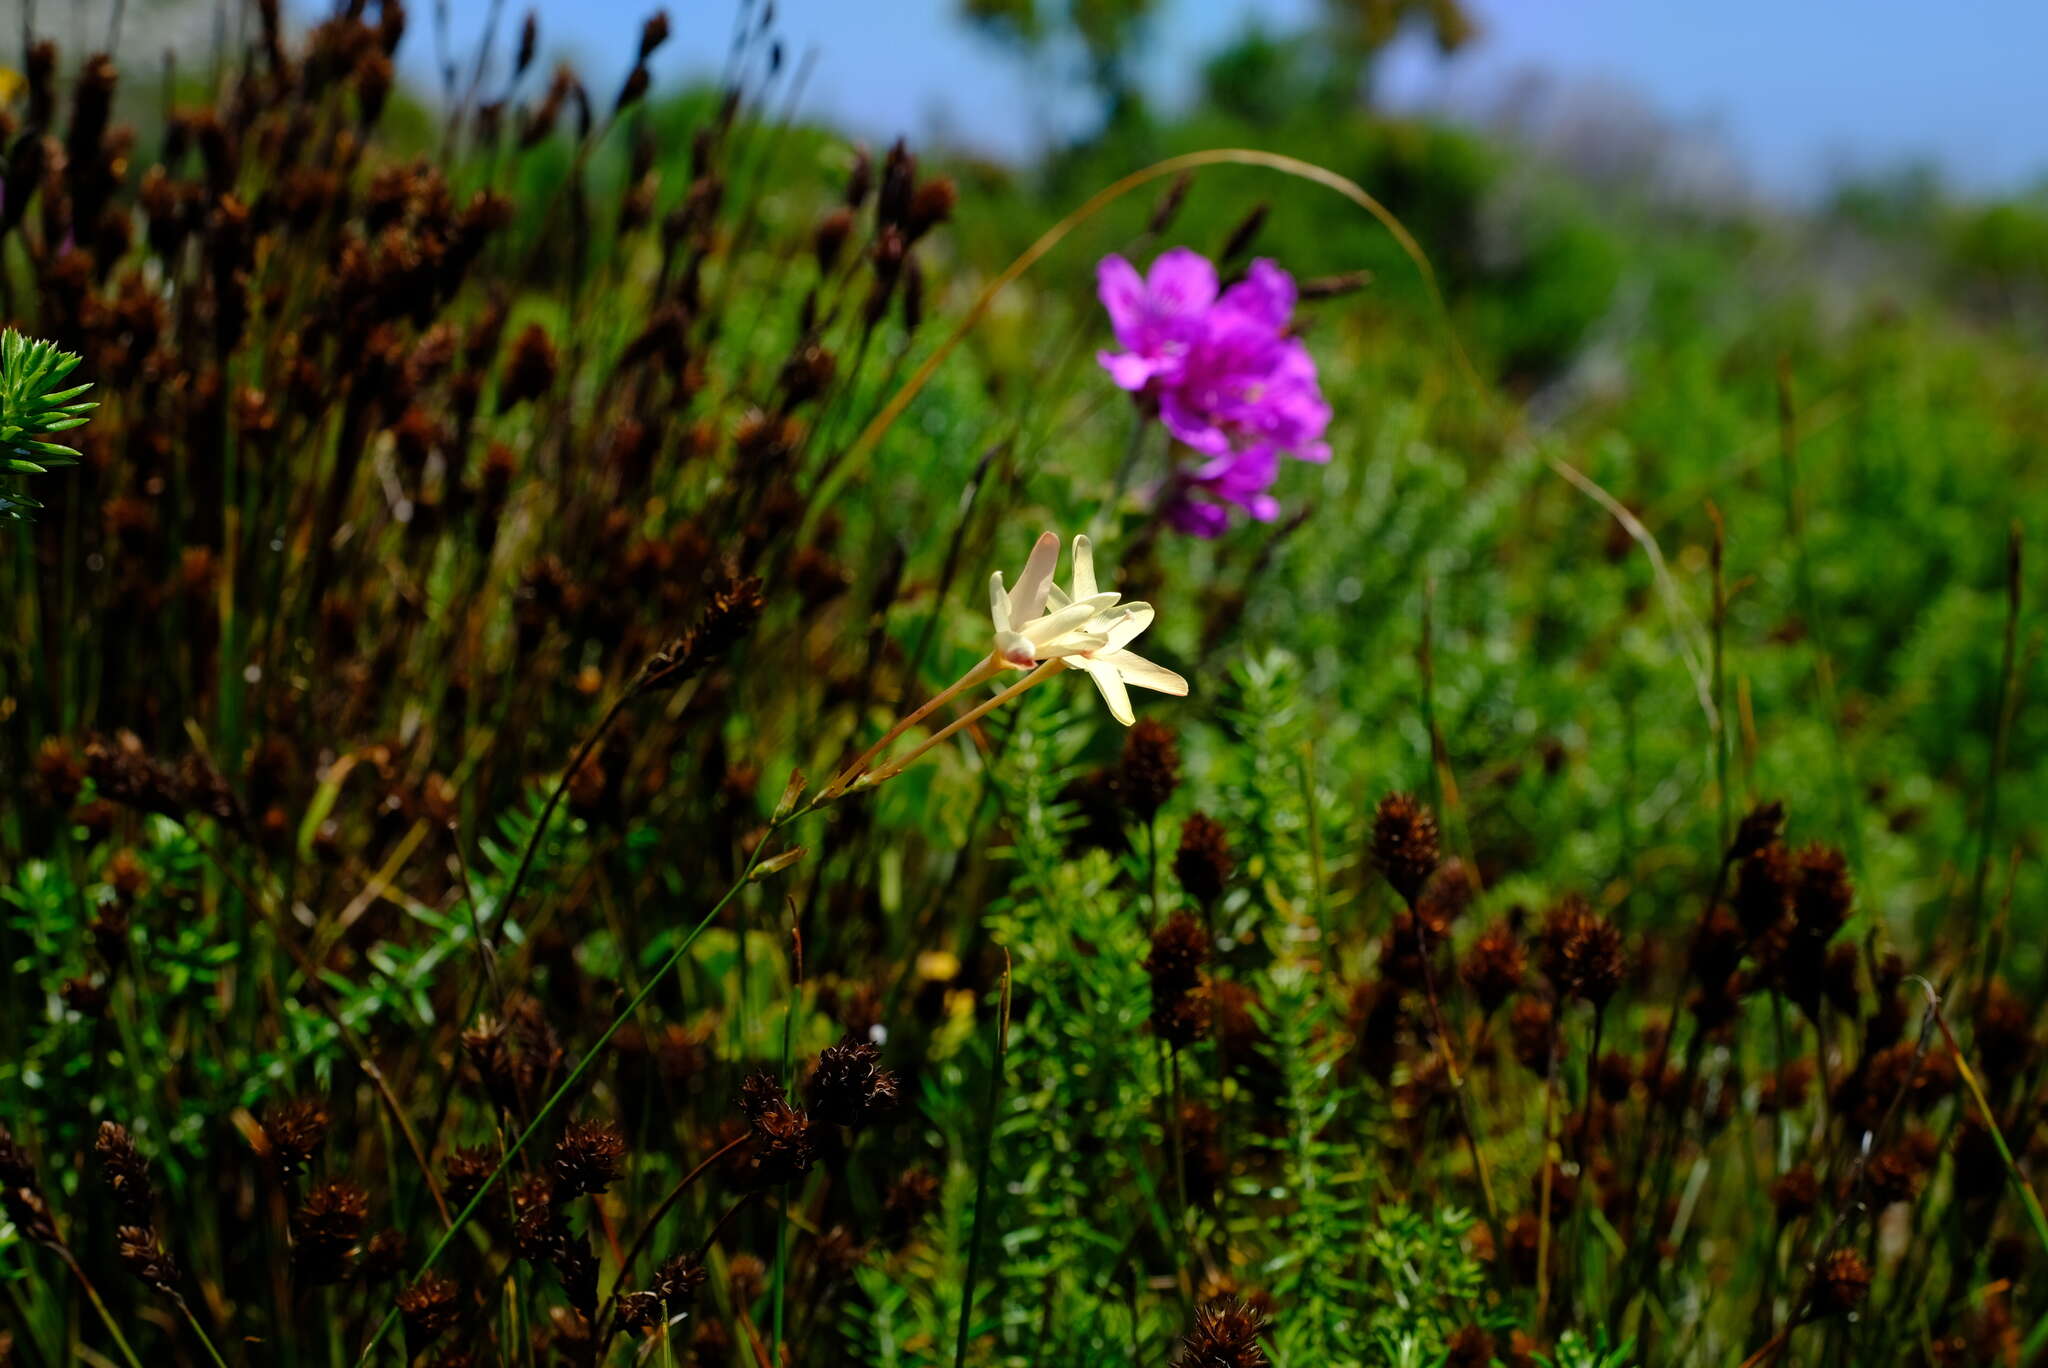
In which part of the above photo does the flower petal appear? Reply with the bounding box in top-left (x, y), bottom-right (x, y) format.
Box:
top-left (1071, 534), bottom-right (1097, 600)
top-left (1079, 657), bottom-right (1135, 726)
top-left (1096, 255), bottom-right (1147, 341)
top-left (1106, 648), bottom-right (1188, 697)
top-left (1022, 593), bottom-right (1118, 645)
top-left (1009, 530), bottom-right (1060, 620)
top-left (988, 571), bottom-right (1011, 635)
top-left (1147, 248), bottom-right (1219, 313)
top-left (1037, 631), bottom-right (1108, 659)
top-left (1098, 349), bottom-right (1159, 392)
top-left (1100, 601), bottom-right (1154, 652)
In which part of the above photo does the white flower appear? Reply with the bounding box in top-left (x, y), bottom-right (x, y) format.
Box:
top-left (1044, 534), bottom-right (1188, 725)
top-left (988, 529), bottom-right (1118, 669)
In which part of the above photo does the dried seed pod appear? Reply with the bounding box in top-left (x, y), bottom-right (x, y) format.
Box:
top-left (1173, 813), bottom-right (1233, 908)
top-left (397, 1272), bottom-right (462, 1349)
top-left (550, 1119), bottom-right (627, 1199)
top-left (1118, 720), bottom-right (1181, 823)
top-left (1461, 922), bottom-right (1525, 1016)
top-left (806, 1039), bottom-right (900, 1130)
top-left (1171, 1295), bottom-right (1272, 1368)
top-left (1371, 793), bottom-right (1439, 907)
top-left (1811, 1249), bottom-right (1871, 1317)
top-left (264, 1099), bottom-right (331, 1175)
top-left (93, 1123), bottom-right (155, 1222)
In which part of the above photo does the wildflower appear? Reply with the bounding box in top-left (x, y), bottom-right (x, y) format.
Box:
top-left (1096, 248), bottom-right (1222, 393)
top-left (1097, 251), bottom-right (1331, 537)
top-left (988, 530), bottom-right (1118, 670)
top-left (840, 532), bottom-right (1183, 794)
top-left (1043, 535), bottom-right (1188, 723)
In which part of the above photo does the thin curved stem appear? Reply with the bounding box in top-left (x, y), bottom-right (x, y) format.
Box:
top-left (351, 825), bottom-right (785, 1367)
top-left (595, 1133), bottom-right (749, 1353)
top-left (868, 661), bottom-right (1064, 785)
top-left (824, 654), bottom-right (1002, 797)
top-left (489, 687), bottom-right (636, 948)
top-left (51, 1246), bottom-right (145, 1368)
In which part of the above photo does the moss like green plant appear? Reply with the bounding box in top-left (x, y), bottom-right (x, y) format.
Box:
top-left (0, 329), bottom-right (95, 521)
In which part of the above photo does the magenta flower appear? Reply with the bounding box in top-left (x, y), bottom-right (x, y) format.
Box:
top-left (1095, 248), bottom-right (1220, 392)
top-left (1096, 250), bottom-right (1330, 538)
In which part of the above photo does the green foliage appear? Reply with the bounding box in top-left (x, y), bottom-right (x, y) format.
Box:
top-left (0, 329), bottom-right (96, 519)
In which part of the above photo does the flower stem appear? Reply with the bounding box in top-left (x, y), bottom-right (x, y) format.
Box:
top-left (869, 660), bottom-right (1064, 784)
top-left (826, 654), bottom-right (1001, 795)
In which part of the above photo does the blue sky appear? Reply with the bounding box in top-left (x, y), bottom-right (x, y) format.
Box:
top-left (384, 0), bottom-right (2048, 196)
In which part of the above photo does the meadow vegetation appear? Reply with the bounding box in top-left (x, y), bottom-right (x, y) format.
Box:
top-left (0, 3), bottom-right (2043, 1366)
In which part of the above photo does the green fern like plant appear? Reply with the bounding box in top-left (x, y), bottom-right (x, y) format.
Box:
top-left (0, 328), bottom-right (97, 520)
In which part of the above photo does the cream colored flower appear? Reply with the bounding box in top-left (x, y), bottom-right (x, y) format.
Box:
top-left (988, 529), bottom-right (1118, 669)
top-left (1044, 534), bottom-right (1188, 725)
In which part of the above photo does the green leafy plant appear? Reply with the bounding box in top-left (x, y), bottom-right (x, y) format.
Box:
top-left (0, 329), bottom-right (96, 521)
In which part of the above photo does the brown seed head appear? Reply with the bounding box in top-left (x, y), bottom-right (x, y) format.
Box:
top-left (264, 1099), bottom-right (331, 1175)
top-left (1733, 844), bottom-right (1794, 940)
top-left (550, 1119), bottom-right (627, 1199)
top-left (1371, 792), bottom-right (1440, 906)
top-left (1789, 842), bottom-right (1853, 939)
top-left (882, 1164), bottom-right (942, 1246)
top-left (1812, 1248), bottom-right (1871, 1317)
top-left (1171, 1295), bottom-right (1272, 1368)
top-left (1508, 998), bottom-right (1555, 1077)
top-left (1174, 812), bottom-right (1234, 907)
top-left (806, 1038), bottom-right (900, 1129)
top-left (1445, 1325), bottom-right (1496, 1368)
top-left (652, 1252), bottom-right (708, 1304)
top-left (397, 1272), bottom-right (462, 1347)
top-left (1731, 800), bottom-right (1786, 860)
top-left (1118, 720), bottom-right (1181, 821)
top-left (1461, 922), bottom-right (1525, 1016)
top-left (116, 1226), bottom-right (181, 1296)
top-left (93, 1122), bottom-right (154, 1222)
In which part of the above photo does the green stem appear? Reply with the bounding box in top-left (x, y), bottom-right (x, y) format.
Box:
top-left (176, 1296), bottom-right (232, 1368)
top-left (54, 1248), bottom-right (145, 1368)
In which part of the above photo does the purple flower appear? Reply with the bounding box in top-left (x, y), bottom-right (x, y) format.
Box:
top-left (1095, 248), bottom-right (1218, 392)
top-left (1096, 250), bottom-right (1331, 537)
top-left (1162, 446), bottom-right (1282, 537)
